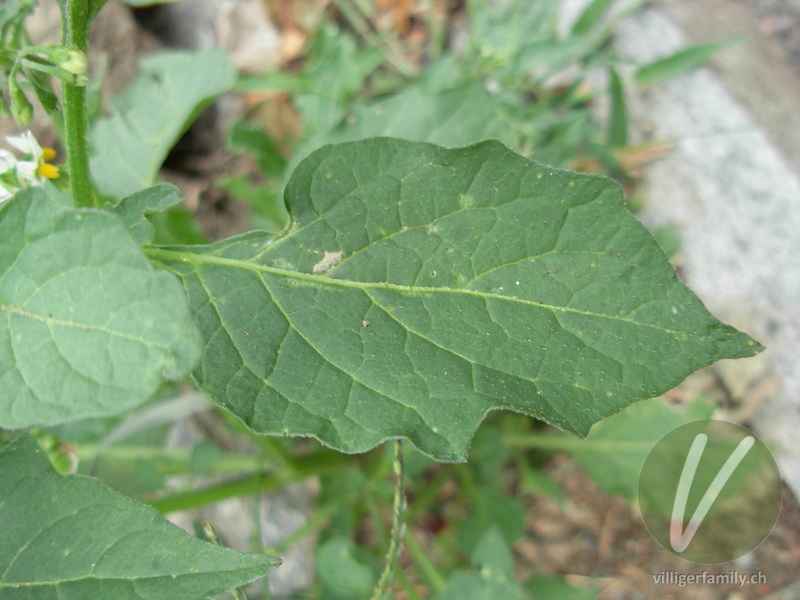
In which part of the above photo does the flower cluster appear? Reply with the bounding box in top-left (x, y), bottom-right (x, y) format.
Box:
top-left (0, 131), bottom-right (59, 203)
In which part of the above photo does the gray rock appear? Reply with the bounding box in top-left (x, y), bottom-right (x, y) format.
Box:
top-left (612, 7), bottom-right (800, 497)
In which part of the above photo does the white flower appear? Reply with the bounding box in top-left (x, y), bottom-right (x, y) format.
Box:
top-left (0, 149), bottom-right (16, 172)
top-left (0, 182), bottom-right (12, 203)
top-left (6, 131), bottom-right (60, 182)
top-left (0, 131), bottom-right (60, 204)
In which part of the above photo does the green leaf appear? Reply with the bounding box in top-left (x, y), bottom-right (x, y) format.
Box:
top-left (607, 67), bottom-right (628, 148)
top-left (228, 123), bottom-right (286, 178)
top-left (518, 462), bottom-right (565, 505)
top-left (114, 0), bottom-right (188, 6)
top-left (468, 0), bottom-right (559, 65)
top-left (0, 435), bottom-right (278, 599)
top-left (459, 491), bottom-right (525, 555)
top-left (110, 183), bottom-right (184, 246)
top-left (0, 0), bottom-right (35, 41)
top-left (312, 81), bottom-right (512, 149)
top-left (525, 574), bottom-right (596, 600)
top-left (90, 49), bottom-right (236, 199)
top-left (468, 0), bottom-right (611, 77)
top-left (294, 27), bottom-right (386, 136)
top-left (316, 537), bottom-right (376, 599)
top-left (0, 189), bottom-right (202, 429)
top-left (149, 138), bottom-right (760, 462)
top-left (634, 38), bottom-right (742, 86)
top-left (89, 0), bottom-right (109, 20)
top-left (571, 0), bottom-right (615, 35)
top-left (511, 397), bottom-right (716, 500)
top-left (438, 528), bottom-right (524, 600)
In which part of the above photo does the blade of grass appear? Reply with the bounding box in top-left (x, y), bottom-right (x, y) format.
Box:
top-left (635, 38), bottom-right (744, 86)
top-left (608, 66), bottom-right (628, 148)
top-left (571, 0), bottom-right (615, 36)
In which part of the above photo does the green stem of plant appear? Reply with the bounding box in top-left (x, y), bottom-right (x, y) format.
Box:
top-left (60, 0), bottom-right (95, 208)
top-left (369, 440), bottom-right (407, 600)
top-left (395, 567), bottom-right (425, 600)
top-left (403, 528), bottom-right (446, 595)
top-left (78, 444), bottom-right (265, 476)
top-left (268, 496), bottom-right (348, 555)
top-left (146, 450), bottom-right (351, 513)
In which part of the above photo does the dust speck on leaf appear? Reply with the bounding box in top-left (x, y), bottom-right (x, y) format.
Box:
top-left (312, 250), bottom-right (343, 274)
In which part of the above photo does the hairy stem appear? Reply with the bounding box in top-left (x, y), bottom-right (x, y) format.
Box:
top-left (60, 0), bottom-right (95, 208)
top-left (370, 440), bottom-right (407, 600)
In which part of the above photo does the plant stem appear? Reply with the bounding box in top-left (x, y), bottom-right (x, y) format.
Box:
top-left (403, 528), bottom-right (446, 595)
top-left (146, 450), bottom-right (351, 513)
top-left (369, 440), bottom-right (407, 600)
top-left (78, 444), bottom-right (265, 476)
top-left (503, 431), bottom-right (653, 452)
top-left (60, 0), bottom-right (95, 208)
top-left (395, 567), bottom-right (425, 600)
top-left (268, 496), bottom-right (348, 555)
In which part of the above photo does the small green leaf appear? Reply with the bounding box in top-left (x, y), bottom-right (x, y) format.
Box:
top-left (150, 138), bottom-right (760, 462)
top-left (114, 0), bottom-right (189, 7)
top-left (571, 0), bottom-right (615, 35)
top-left (89, 0), bottom-right (109, 20)
top-left (438, 528), bottom-right (523, 600)
top-left (90, 49), bottom-right (236, 199)
top-left (0, 435), bottom-right (279, 599)
top-left (21, 66), bottom-right (59, 115)
top-left (470, 527), bottom-right (514, 575)
top-left (459, 492), bottom-right (525, 555)
top-left (526, 574), bottom-right (596, 600)
top-left (8, 73), bottom-right (33, 125)
top-left (635, 38), bottom-right (742, 86)
top-left (111, 183), bottom-right (184, 246)
top-left (0, 0), bottom-right (36, 41)
top-left (0, 189), bottom-right (202, 428)
top-left (518, 463), bottom-right (565, 505)
top-left (228, 123), bottom-right (287, 178)
top-left (316, 537), bottom-right (376, 599)
top-left (607, 67), bottom-right (628, 148)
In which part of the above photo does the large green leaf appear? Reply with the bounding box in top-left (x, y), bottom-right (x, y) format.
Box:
top-left (150, 138), bottom-right (760, 461)
top-left (0, 190), bottom-right (201, 428)
top-left (90, 49), bottom-right (236, 199)
top-left (0, 435), bottom-right (278, 598)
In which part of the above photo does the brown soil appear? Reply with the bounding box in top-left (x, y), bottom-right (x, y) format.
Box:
top-left (514, 455), bottom-right (800, 600)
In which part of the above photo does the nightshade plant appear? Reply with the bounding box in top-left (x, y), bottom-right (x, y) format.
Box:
top-left (0, 0), bottom-right (762, 598)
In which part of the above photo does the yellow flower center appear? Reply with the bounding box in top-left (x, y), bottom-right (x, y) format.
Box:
top-left (37, 163), bottom-right (60, 179)
top-left (36, 147), bottom-right (59, 179)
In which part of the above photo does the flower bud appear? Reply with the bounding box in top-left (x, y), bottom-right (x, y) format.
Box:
top-left (8, 78), bottom-right (33, 126)
top-left (59, 49), bottom-right (88, 76)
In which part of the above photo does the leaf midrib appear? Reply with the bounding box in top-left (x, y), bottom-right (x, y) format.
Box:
top-left (0, 567), bottom-right (271, 587)
top-left (0, 303), bottom-right (168, 347)
top-left (146, 247), bottom-right (694, 338)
